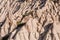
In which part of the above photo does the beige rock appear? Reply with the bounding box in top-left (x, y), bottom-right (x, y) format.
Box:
top-left (0, 0), bottom-right (60, 40)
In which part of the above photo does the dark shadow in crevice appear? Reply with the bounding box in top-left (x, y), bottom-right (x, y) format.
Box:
top-left (50, 26), bottom-right (54, 40)
top-left (38, 23), bottom-right (53, 40)
top-left (8, 23), bottom-right (11, 33)
top-left (0, 18), bottom-right (6, 28)
top-left (17, 0), bottom-right (25, 2)
top-left (42, 19), bottom-right (47, 27)
top-left (31, 0), bottom-right (37, 9)
top-left (0, 8), bottom-right (2, 13)
top-left (53, 0), bottom-right (59, 3)
top-left (39, 0), bottom-right (47, 9)
top-left (0, 17), bottom-right (6, 40)
top-left (2, 33), bottom-right (11, 40)
top-left (2, 23), bottom-right (26, 40)
top-left (59, 15), bottom-right (60, 22)
top-left (13, 5), bottom-right (20, 14)
top-left (12, 23), bottom-right (26, 39)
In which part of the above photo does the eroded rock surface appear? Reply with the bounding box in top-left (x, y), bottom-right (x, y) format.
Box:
top-left (0, 0), bottom-right (60, 40)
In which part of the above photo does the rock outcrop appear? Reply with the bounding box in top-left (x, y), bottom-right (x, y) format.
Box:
top-left (0, 0), bottom-right (60, 40)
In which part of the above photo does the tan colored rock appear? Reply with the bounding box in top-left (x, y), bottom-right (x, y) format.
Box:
top-left (0, 0), bottom-right (60, 40)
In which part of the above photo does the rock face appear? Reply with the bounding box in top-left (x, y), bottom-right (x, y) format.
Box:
top-left (0, 0), bottom-right (60, 40)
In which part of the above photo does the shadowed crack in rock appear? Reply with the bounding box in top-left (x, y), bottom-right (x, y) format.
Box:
top-left (2, 23), bottom-right (26, 40)
top-left (0, 0), bottom-right (60, 40)
top-left (38, 23), bottom-right (53, 40)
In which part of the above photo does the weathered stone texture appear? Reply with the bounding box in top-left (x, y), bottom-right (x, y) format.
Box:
top-left (0, 0), bottom-right (60, 40)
